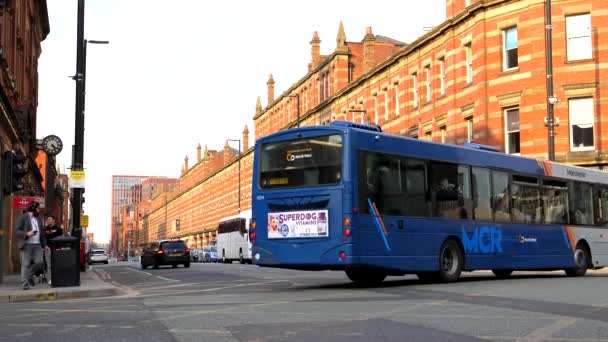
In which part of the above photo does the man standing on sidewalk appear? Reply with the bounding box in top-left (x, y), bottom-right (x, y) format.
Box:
top-left (14, 201), bottom-right (48, 290)
top-left (43, 215), bottom-right (63, 285)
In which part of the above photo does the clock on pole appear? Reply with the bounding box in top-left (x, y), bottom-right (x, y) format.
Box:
top-left (41, 135), bottom-right (63, 155)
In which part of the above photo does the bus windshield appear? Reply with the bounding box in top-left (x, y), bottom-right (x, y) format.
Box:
top-left (259, 134), bottom-right (343, 189)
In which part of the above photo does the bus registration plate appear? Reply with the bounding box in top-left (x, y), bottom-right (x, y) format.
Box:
top-left (267, 209), bottom-right (329, 239)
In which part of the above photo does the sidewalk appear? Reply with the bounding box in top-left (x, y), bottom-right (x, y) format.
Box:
top-left (0, 268), bottom-right (121, 303)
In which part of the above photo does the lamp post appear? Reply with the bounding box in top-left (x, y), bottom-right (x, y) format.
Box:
top-left (70, 0), bottom-right (108, 239)
top-left (286, 94), bottom-right (300, 127)
top-left (545, 0), bottom-right (557, 161)
top-left (227, 139), bottom-right (241, 212)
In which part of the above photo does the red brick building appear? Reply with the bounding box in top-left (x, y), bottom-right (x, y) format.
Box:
top-left (0, 1), bottom-right (49, 275)
top-left (140, 0), bottom-right (608, 247)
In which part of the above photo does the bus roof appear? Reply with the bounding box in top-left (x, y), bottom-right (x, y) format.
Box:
top-left (257, 121), bottom-right (608, 185)
top-left (219, 209), bottom-right (252, 223)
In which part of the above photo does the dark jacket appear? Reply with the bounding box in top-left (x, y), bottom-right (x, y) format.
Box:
top-left (44, 225), bottom-right (63, 246)
top-left (15, 213), bottom-right (47, 250)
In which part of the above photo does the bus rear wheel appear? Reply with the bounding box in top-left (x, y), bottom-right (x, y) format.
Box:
top-left (492, 270), bottom-right (513, 279)
top-left (438, 240), bottom-right (463, 283)
top-left (345, 268), bottom-right (386, 286)
top-left (565, 243), bottom-right (590, 277)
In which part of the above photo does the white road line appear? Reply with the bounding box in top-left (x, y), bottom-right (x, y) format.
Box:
top-left (514, 318), bottom-right (577, 342)
top-left (125, 267), bottom-right (152, 276)
top-left (139, 282), bottom-right (198, 290)
top-left (157, 276), bottom-right (179, 282)
top-left (134, 279), bottom-right (289, 299)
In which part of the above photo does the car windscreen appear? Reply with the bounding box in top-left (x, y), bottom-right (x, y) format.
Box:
top-left (259, 134), bottom-right (342, 189)
top-left (210, 246), bottom-right (217, 253)
top-left (161, 242), bottom-right (186, 250)
top-left (91, 250), bottom-right (105, 255)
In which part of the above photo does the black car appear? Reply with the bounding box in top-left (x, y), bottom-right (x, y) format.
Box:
top-left (141, 240), bottom-right (190, 269)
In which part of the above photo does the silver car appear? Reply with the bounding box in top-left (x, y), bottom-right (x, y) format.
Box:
top-left (89, 249), bottom-right (109, 265)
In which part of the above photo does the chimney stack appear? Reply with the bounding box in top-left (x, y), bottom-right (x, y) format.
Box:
top-left (267, 74), bottom-right (275, 104)
top-left (243, 125), bottom-right (250, 151)
top-left (197, 143), bottom-right (202, 162)
top-left (184, 155), bottom-right (189, 172)
top-left (223, 140), bottom-right (230, 165)
top-left (311, 31), bottom-right (321, 68)
top-left (363, 26), bottom-right (376, 72)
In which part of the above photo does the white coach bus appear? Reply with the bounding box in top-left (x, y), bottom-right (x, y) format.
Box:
top-left (217, 209), bottom-right (252, 264)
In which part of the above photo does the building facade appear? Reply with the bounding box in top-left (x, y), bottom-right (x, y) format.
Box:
top-left (111, 175), bottom-right (147, 256)
top-left (138, 0), bottom-right (608, 248)
top-left (0, 1), bottom-right (49, 276)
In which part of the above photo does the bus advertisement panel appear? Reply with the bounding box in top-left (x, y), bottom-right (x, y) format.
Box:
top-left (268, 210), bottom-right (329, 239)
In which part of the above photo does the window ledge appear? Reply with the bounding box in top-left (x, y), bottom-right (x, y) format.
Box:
top-left (565, 58), bottom-right (594, 65)
top-left (499, 68), bottom-right (519, 76)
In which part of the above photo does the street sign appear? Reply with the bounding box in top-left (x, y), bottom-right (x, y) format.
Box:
top-left (13, 196), bottom-right (45, 210)
top-left (70, 170), bottom-right (85, 188)
top-left (81, 215), bottom-right (89, 227)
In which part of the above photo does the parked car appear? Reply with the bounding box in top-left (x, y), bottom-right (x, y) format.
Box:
top-left (191, 248), bottom-right (204, 262)
top-left (88, 249), bottom-right (109, 265)
top-left (202, 246), bottom-right (218, 263)
top-left (141, 239), bottom-right (190, 269)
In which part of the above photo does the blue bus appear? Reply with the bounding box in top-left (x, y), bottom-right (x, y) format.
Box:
top-left (250, 121), bottom-right (608, 285)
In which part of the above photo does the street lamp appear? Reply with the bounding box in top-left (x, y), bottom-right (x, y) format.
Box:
top-left (286, 94), bottom-right (300, 127)
top-left (70, 1), bottom-right (109, 239)
top-left (544, 0), bottom-right (556, 161)
top-left (227, 139), bottom-right (241, 212)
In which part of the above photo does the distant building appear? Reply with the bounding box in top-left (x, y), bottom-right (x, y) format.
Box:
top-left (111, 176), bottom-right (177, 255)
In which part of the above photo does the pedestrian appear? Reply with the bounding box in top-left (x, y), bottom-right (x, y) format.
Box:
top-left (14, 201), bottom-right (48, 290)
top-left (43, 215), bottom-right (63, 284)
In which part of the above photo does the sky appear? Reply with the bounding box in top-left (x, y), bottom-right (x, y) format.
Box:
top-left (36, 0), bottom-right (446, 243)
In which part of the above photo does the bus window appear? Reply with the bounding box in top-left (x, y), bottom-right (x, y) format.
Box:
top-left (430, 162), bottom-right (469, 219)
top-left (542, 180), bottom-right (568, 224)
top-left (404, 159), bottom-right (428, 217)
top-left (571, 182), bottom-right (594, 225)
top-left (472, 167), bottom-right (492, 221)
top-left (359, 151), bottom-right (405, 215)
top-left (458, 165), bottom-right (473, 219)
top-left (492, 171), bottom-right (511, 222)
top-left (259, 134), bottom-right (342, 189)
top-left (598, 188), bottom-right (608, 226)
top-left (512, 175), bottom-right (541, 224)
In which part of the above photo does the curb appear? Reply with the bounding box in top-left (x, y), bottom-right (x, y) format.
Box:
top-left (3, 286), bottom-right (122, 303)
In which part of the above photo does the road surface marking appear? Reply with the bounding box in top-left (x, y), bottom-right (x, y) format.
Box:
top-left (157, 276), bottom-right (179, 282)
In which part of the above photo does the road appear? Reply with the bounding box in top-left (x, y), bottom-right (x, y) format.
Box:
top-left (0, 262), bottom-right (607, 341)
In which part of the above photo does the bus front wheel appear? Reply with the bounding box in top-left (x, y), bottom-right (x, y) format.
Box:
top-left (438, 240), bottom-right (463, 283)
top-left (565, 243), bottom-right (590, 277)
top-left (345, 268), bottom-right (386, 286)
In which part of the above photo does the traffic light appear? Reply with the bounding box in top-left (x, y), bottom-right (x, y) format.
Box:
top-left (2, 151), bottom-right (27, 195)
